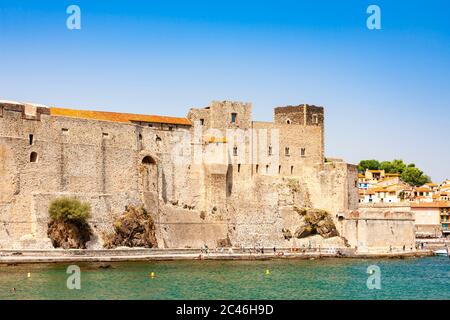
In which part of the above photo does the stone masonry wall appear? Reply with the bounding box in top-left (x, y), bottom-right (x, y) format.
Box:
top-left (0, 100), bottom-right (366, 250)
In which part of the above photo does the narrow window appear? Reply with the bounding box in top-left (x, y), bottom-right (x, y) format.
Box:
top-left (231, 113), bottom-right (237, 123)
top-left (30, 152), bottom-right (38, 163)
top-left (139, 133), bottom-right (143, 141)
top-left (285, 147), bottom-right (290, 156)
top-left (29, 134), bottom-right (34, 145)
top-left (266, 165), bottom-right (269, 174)
top-left (233, 146), bottom-right (238, 156)
top-left (291, 166), bottom-right (294, 174)
top-left (268, 146), bottom-right (272, 156)
top-left (62, 128), bottom-right (69, 135)
top-left (301, 148), bottom-right (306, 157)
top-left (312, 114), bottom-right (319, 124)
top-left (238, 164), bottom-right (241, 173)
top-left (278, 165), bottom-right (281, 174)
top-left (200, 119), bottom-right (205, 125)
top-left (286, 119), bottom-right (291, 124)
top-left (256, 164), bottom-right (259, 173)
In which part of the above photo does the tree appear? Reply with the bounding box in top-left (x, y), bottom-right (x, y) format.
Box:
top-left (380, 159), bottom-right (407, 174)
top-left (357, 160), bottom-right (380, 172)
top-left (49, 197), bottom-right (91, 223)
top-left (400, 167), bottom-right (431, 187)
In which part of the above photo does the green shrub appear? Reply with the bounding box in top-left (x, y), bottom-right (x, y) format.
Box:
top-left (49, 197), bottom-right (91, 223)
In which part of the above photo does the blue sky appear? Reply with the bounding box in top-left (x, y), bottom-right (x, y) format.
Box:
top-left (1, 0), bottom-right (449, 181)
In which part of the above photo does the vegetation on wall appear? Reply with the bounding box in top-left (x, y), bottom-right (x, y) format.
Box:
top-left (47, 197), bottom-right (92, 249)
top-left (49, 197), bottom-right (91, 223)
top-left (357, 159), bottom-right (431, 187)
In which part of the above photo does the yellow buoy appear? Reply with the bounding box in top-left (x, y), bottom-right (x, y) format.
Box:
top-left (265, 269), bottom-right (270, 275)
top-left (150, 272), bottom-right (155, 278)
top-left (27, 272), bottom-right (31, 278)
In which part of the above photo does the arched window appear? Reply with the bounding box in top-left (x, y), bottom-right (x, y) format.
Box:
top-left (141, 156), bottom-right (157, 192)
top-left (286, 119), bottom-right (291, 124)
top-left (233, 146), bottom-right (238, 156)
top-left (301, 148), bottom-right (306, 157)
top-left (30, 152), bottom-right (38, 163)
top-left (142, 156), bottom-right (156, 165)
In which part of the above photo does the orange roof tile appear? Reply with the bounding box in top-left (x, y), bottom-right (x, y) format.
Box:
top-left (415, 187), bottom-right (431, 192)
top-left (411, 201), bottom-right (450, 208)
top-left (50, 107), bottom-right (191, 126)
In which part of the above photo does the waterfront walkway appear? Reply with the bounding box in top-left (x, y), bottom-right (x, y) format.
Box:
top-left (0, 248), bottom-right (433, 264)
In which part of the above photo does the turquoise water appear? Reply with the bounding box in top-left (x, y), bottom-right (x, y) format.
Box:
top-left (1, 257), bottom-right (449, 300)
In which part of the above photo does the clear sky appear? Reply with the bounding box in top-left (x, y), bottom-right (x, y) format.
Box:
top-left (1, 0), bottom-right (449, 181)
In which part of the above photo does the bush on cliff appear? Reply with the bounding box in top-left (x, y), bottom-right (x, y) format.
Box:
top-left (49, 197), bottom-right (91, 223)
top-left (47, 197), bottom-right (92, 249)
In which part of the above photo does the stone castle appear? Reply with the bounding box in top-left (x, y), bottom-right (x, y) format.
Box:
top-left (0, 100), bottom-right (414, 252)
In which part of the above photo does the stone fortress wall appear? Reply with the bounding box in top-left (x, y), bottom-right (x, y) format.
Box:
top-left (0, 100), bottom-right (413, 252)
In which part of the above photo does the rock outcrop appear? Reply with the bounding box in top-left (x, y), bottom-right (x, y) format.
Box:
top-left (47, 220), bottom-right (92, 249)
top-left (293, 207), bottom-right (339, 239)
top-left (103, 205), bottom-right (158, 248)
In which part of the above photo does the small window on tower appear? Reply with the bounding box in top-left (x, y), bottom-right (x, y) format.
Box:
top-left (231, 113), bottom-right (237, 123)
top-left (233, 146), bottom-right (238, 156)
top-left (312, 114), bottom-right (319, 124)
top-left (30, 152), bottom-right (38, 163)
top-left (268, 146), bottom-right (272, 156)
top-left (29, 134), bottom-right (34, 145)
top-left (301, 148), bottom-right (306, 157)
top-left (285, 147), bottom-right (290, 156)
top-left (200, 119), bottom-right (204, 125)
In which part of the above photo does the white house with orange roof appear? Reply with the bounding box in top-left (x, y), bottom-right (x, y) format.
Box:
top-left (411, 201), bottom-right (450, 238)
